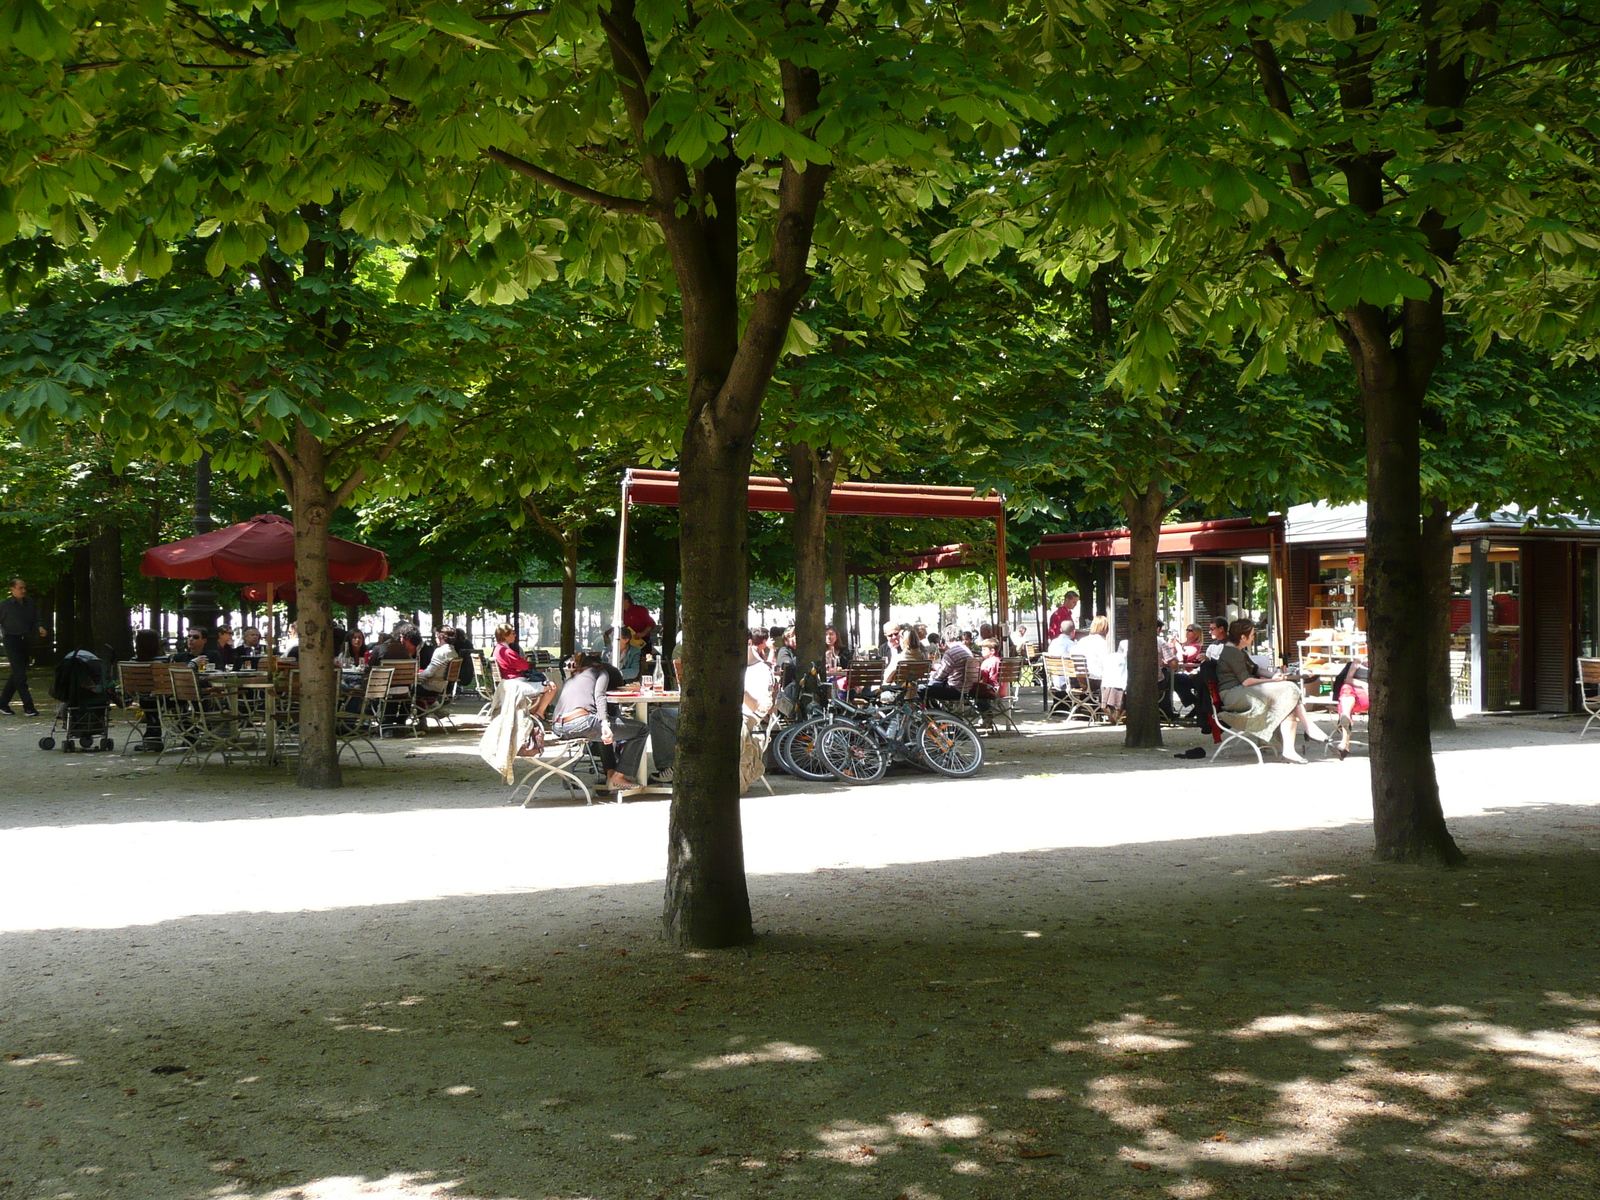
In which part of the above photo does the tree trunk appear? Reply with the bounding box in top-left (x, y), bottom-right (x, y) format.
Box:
top-left (1363, 374), bottom-right (1462, 864)
top-left (429, 574), bottom-right (444, 635)
top-left (660, 554), bottom-right (679, 689)
top-left (666, 429), bottom-right (756, 949)
top-left (88, 522), bottom-right (131, 661)
top-left (288, 424), bottom-right (341, 789)
top-left (785, 440), bottom-right (838, 684)
top-left (149, 485), bottom-right (162, 640)
top-left (71, 543), bottom-right (92, 651)
top-left (1421, 500), bottom-right (1457, 732)
top-left (876, 575), bottom-right (893, 645)
top-left (829, 519), bottom-right (849, 650)
top-left (559, 535), bottom-right (579, 659)
top-left (1122, 482), bottom-right (1165, 749)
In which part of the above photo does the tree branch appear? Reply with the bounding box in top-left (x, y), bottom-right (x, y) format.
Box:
top-left (1246, 32), bottom-right (1313, 190)
top-left (482, 147), bottom-right (651, 215)
top-left (175, 3), bottom-right (265, 59)
top-left (330, 422), bottom-right (412, 510)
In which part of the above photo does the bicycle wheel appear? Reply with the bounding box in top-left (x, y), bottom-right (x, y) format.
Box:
top-left (916, 714), bottom-right (985, 777)
top-left (780, 719), bottom-right (835, 782)
top-left (818, 723), bottom-right (889, 785)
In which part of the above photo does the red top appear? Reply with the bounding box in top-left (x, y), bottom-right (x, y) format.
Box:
top-left (622, 604), bottom-right (656, 638)
top-left (1047, 603), bottom-right (1077, 640)
top-left (495, 642), bottom-right (532, 679)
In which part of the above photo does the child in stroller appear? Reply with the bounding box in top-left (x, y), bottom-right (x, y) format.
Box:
top-left (39, 650), bottom-right (115, 752)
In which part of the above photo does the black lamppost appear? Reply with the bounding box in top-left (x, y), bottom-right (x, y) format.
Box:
top-left (179, 450), bottom-right (223, 638)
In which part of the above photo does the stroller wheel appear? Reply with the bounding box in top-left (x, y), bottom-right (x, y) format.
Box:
top-left (79, 735), bottom-right (96, 750)
top-left (99, 737), bottom-right (115, 751)
top-left (38, 736), bottom-right (55, 750)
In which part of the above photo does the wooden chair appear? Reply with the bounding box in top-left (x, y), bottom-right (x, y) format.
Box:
top-left (380, 660), bottom-right (419, 738)
top-left (339, 667), bottom-right (392, 766)
top-left (977, 658), bottom-right (1025, 735)
top-left (145, 662), bottom-right (184, 764)
top-left (115, 662), bottom-right (156, 754)
top-left (886, 658), bottom-right (932, 694)
top-left (1069, 654), bottom-right (1110, 724)
top-left (168, 666), bottom-right (258, 767)
top-left (1579, 659), bottom-right (1600, 739)
top-left (414, 657), bottom-right (462, 731)
top-left (1041, 655), bottom-right (1077, 718)
top-left (843, 663), bottom-right (884, 700)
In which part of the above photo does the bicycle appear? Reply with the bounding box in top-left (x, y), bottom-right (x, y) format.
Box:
top-left (815, 684), bottom-right (984, 785)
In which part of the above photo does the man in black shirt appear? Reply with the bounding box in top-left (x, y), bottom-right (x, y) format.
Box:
top-left (0, 577), bottom-right (45, 716)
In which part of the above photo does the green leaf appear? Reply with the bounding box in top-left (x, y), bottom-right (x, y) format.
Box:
top-left (0, 0), bottom-right (73, 61)
top-left (276, 213), bottom-right (310, 256)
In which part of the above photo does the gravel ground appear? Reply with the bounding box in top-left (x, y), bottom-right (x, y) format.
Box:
top-left (0, 696), bottom-right (1596, 1200)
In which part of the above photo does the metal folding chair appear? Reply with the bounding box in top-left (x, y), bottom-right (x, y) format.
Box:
top-left (413, 658), bottom-right (462, 732)
top-left (380, 660), bottom-right (419, 738)
top-left (1204, 677), bottom-right (1272, 765)
top-left (115, 662), bottom-right (156, 754)
top-left (977, 658), bottom-right (1025, 734)
top-left (1579, 659), bottom-right (1600, 739)
top-left (339, 667), bottom-right (392, 765)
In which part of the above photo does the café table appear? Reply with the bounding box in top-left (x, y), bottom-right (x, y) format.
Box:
top-left (605, 688), bottom-right (680, 800)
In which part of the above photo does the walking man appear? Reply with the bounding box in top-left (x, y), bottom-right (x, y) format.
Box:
top-left (0, 578), bottom-right (46, 716)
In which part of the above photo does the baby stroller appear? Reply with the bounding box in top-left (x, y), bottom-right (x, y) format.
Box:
top-left (39, 650), bottom-right (115, 752)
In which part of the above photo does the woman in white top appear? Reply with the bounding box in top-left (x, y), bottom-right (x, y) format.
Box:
top-left (1074, 615), bottom-right (1111, 681)
top-left (419, 628), bottom-right (464, 695)
top-left (882, 623), bottom-right (927, 685)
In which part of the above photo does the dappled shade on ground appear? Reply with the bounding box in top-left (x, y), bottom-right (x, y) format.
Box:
top-left (2, 822), bottom-right (1595, 1199)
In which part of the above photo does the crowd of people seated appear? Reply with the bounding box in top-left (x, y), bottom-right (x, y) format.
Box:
top-left (738, 618), bottom-right (1010, 723)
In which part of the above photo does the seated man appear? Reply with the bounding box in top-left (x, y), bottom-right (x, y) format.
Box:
top-left (493, 624), bottom-right (555, 718)
top-left (549, 652), bottom-right (643, 791)
top-left (169, 629), bottom-right (212, 666)
top-left (924, 624), bottom-right (978, 706)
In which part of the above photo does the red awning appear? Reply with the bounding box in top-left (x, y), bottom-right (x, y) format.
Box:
top-left (624, 468), bottom-right (1003, 519)
top-left (899, 543), bottom-right (973, 571)
top-left (240, 582), bottom-right (374, 607)
top-left (1029, 517), bottom-right (1282, 561)
top-left (141, 514), bottom-right (390, 584)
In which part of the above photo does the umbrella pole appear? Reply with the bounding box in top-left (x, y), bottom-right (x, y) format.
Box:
top-left (268, 582), bottom-right (277, 653)
top-left (612, 476), bottom-right (630, 667)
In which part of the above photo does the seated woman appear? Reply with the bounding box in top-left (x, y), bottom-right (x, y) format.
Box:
top-left (550, 652), bottom-right (643, 792)
top-left (823, 626), bottom-right (850, 679)
top-left (1074, 615), bottom-right (1111, 681)
top-left (881, 624), bottom-right (927, 686)
top-left (212, 627), bottom-right (243, 670)
top-left (1215, 619), bottom-right (1327, 763)
top-left (417, 627), bottom-right (470, 709)
top-left (1329, 660), bottom-right (1370, 761)
top-left (1099, 638), bottom-right (1129, 724)
top-left (493, 624), bottom-right (555, 719)
top-left (337, 628), bottom-right (368, 670)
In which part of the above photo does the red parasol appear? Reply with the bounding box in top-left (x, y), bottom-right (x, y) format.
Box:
top-left (140, 513), bottom-right (389, 584)
top-left (241, 582), bottom-right (373, 607)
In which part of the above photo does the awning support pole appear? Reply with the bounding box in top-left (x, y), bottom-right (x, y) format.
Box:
top-left (612, 475), bottom-right (630, 667)
top-left (995, 506), bottom-right (1008, 633)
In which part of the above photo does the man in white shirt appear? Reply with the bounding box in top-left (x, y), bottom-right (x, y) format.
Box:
top-left (1204, 618), bottom-right (1228, 661)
